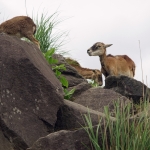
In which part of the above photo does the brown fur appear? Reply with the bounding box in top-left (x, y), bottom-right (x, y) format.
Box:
top-left (105, 54), bottom-right (135, 77)
top-left (65, 57), bottom-right (103, 86)
top-left (0, 16), bottom-right (40, 48)
top-left (115, 55), bottom-right (135, 77)
top-left (87, 42), bottom-right (135, 78)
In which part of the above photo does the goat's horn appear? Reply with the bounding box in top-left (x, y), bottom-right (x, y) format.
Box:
top-left (105, 44), bottom-right (113, 48)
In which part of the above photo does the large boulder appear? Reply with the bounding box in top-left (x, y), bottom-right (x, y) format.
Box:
top-left (74, 87), bottom-right (131, 113)
top-left (104, 75), bottom-right (150, 103)
top-left (2, 33), bottom-right (146, 150)
top-left (28, 99), bottom-right (115, 150)
top-left (55, 99), bottom-right (116, 131)
top-left (27, 127), bottom-right (109, 150)
top-left (67, 81), bottom-right (92, 101)
top-left (0, 33), bottom-right (64, 149)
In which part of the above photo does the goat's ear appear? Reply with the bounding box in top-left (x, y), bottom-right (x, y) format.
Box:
top-left (105, 44), bottom-right (113, 48)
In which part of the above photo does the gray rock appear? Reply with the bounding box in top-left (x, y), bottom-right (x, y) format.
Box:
top-left (74, 87), bottom-right (131, 112)
top-left (27, 128), bottom-right (107, 150)
top-left (55, 99), bottom-right (116, 131)
top-left (67, 81), bottom-right (92, 101)
top-left (104, 75), bottom-right (150, 103)
top-left (28, 100), bottom-right (114, 150)
top-left (0, 129), bottom-right (14, 150)
top-left (0, 33), bottom-right (64, 149)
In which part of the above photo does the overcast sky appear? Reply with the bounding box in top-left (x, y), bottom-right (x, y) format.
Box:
top-left (1, 0), bottom-right (150, 86)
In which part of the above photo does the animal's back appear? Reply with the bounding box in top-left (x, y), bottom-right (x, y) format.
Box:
top-left (117, 55), bottom-right (135, 77)
top-left (0, 16), bottom-right (36, 37)
top-left (106, 54), bottom-right (135, 77)
top-left (104, 55), bottom-right (131, 77)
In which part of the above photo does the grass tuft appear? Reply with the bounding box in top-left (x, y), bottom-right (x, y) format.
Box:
top-left (33, 12), bottom-right (69, 54)
top-left (83, 101), bottom-right (150, 150)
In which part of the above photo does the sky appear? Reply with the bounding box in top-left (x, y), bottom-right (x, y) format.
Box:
top-left (0, 0), bottom-right (150, 86)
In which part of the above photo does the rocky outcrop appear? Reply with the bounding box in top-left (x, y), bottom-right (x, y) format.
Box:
top-left (104, 75), bottom-right (150, 103)
top-left (0, 33), bottom-right (150, 150)
top-left (28, 99), bottom-right (114, 150)
top-left (55, 99), bottom-right (116, 131)
top-left (27, 126), bottom-right (110, 150)
top-left (74, 87), bottom-right (131, 112)
top-left (0, 33), bottom-right (64, 149)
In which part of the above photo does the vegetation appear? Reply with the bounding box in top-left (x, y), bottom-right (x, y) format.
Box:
top-left (44, 48), bottom-right (75, 100)
top-left (83, 101), bottom-right (150, 150)
top-left (87, 79), bottom-right (100, 87)
top-left (33, 13), bottom-right (74, 100)
top-left (33, 13), bottom-right (68, 54)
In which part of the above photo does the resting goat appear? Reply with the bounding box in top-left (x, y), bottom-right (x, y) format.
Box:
top-left (0, 16), bottom-right (40, 48)
top-left (87, 42), bottom-right (135, 78)
top-left (65, 57), bottom-right (103, 86)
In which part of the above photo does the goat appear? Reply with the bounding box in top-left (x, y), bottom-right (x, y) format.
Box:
top-left (0, 16), bottom-right (40, 48)
top-left (65, 57), bottom-right (103, 86)
top-left (87, 42), bottom-right (135, 78)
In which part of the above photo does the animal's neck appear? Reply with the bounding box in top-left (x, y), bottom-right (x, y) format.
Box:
top-left (99, 52), bottom-right (107, 67)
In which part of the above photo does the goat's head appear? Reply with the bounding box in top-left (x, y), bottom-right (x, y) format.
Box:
top-left (92, 69), bottom-right (103, 86)
top-left (87, 42), bottom-right (112, 56)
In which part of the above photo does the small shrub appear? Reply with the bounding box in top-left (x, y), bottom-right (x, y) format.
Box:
top-left (33, 12), bottom-right (74, 99)
top-left (44, 48), bottom-right (75, 100)
top-left (64, 88), bottom-right (75, 100)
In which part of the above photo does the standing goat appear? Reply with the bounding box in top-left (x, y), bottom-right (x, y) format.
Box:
top-left (87, 42), bottom-right (135, 78)
top-left (65, 57), bottom-right (103, 86)
top-left (0, 16), bottom-right (40, 48)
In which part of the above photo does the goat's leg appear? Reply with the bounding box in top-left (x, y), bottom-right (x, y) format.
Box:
top-left (101, 67), bottom-right (108, 77)
top-left (26, 34), bottom-right (40, 48)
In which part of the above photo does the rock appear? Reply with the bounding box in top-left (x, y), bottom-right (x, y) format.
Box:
top-left (27, 128), bottom-right (109, 150)
top-left (67, 81), bottom-right (92, 101)
top-left (55, 99), bottom-right (116, 131)
top-left (104, 75), bottom-right (150, 103)
top-left (0, 33), bottom-right (64, 149)
top-left (1, 34), bottom-right (146, 150)
top-left (74, 87), bottom-right (131, 113)
top-left (0, 129), bottom-right (14, 150)
top-left (28, 100), bottom-right (115, 150)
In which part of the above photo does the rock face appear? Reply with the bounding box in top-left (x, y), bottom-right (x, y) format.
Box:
top-left (74, 87), bottom-right (130, 112)
top-left (54, 99), bottom-right (116, 131)
top-left (27, 127), bottom-right (109, 150)
top-left (104, 75), bottom-right (150, 103)
top-left (0, 33), bottom-right (64, 149)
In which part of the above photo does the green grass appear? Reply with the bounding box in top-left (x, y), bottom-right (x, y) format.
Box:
top-left (31, 12), bottom-right (75, 100)
top-left (83, 101), bottom-right (150, 150)
top-left (33, 12), bottom-right (69, 54)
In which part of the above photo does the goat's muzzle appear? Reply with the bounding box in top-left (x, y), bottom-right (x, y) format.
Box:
top-left (87, 49), bottom-right (91, 56)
